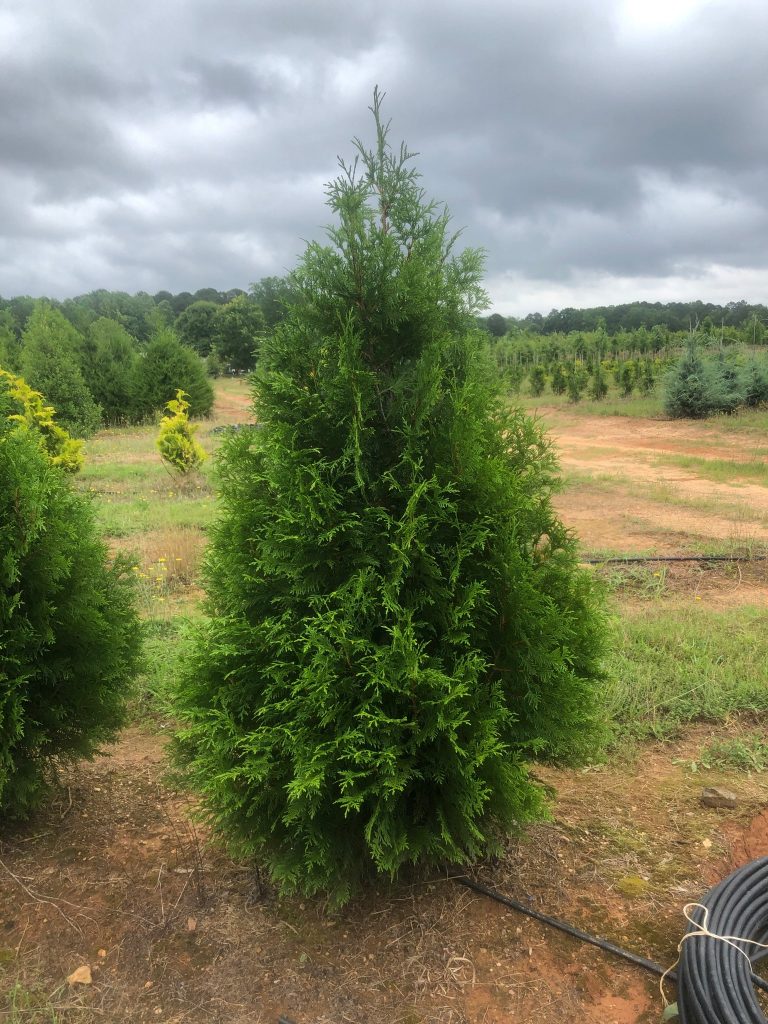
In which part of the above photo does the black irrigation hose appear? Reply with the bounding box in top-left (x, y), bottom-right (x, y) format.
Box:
top-left (456, 876), bottom-right (674, 979)
top-left (584, 555), bottom-right (768, 564)
top-left (457, 871), bottom-right (768, 1011)
top-left (677, 857), bottom-right (768, 1023)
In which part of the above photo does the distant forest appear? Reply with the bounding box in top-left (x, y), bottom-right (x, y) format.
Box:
top-left (0, 278), bottom-right (296, 347)
top-left (483, 299), bottom-right (768, 338)
top-left (1, 286), bottom-right (765, 343)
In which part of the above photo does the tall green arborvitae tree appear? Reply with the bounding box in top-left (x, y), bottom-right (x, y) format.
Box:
top-left (173, 92), bottom-right (605, 903)
top-left (84, 318), bottom-right (140, 425)
top-left (0, 378), bottom-right (142, 817)
top-left (20, 303), bottom-right (102, 437)
top-left (132, 328), bottom-right (214, 419)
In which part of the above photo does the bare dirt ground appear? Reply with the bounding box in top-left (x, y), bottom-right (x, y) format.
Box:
top-left (539, 405), bottom-right (768, 608)
top-left (544, 407), bottom-right (768, 551)
top-left (2, 404), bottom-right (767, 1023)
top-left (3, 723), bottom-right (768, 1024)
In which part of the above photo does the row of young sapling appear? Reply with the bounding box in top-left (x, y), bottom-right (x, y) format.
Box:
top-left (494, 341), bottom-right (768, 416)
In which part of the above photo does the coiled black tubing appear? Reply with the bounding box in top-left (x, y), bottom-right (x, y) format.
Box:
top-left (677, 857), bottom-right (768, 1023)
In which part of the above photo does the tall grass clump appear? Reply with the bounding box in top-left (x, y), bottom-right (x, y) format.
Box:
top-left (172, 92), bottom-right (605, 903)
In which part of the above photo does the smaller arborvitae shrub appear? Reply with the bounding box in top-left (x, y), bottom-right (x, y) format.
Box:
top-left (550, 363), bottom-right (567, 395)
top-left (134, 329), bottom-right (215, 419)
top-left (0, 416), bottom-right (141, 817)
top-left (740, 357), bottom-right (768, 407)
top-left (0, 368), bottom-right (83, 472)
top-left (499, 360), bottom-right (524, 395)
top-left (588, 361), bottom-right (608, 401)
top-left (637, 360), bottom-right (657, 396)
top-left (529, 364), bottom-right (547, 396)
top-left (566, 362), bottom-right (588, 403)
top-left (618, 363), bottom-right (635, 397)
top-left (156, 390), bottom-right (207, 473)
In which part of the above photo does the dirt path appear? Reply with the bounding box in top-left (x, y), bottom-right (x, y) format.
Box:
top-left (530, 410), bottom-right (768, 609)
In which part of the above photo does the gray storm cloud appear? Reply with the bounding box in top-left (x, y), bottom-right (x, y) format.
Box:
top-left (0, 0), bottom-right (766, 313)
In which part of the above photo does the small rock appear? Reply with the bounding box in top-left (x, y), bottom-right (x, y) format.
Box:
top-left (186, 917), bottom-right (197, 932)
top-left (701, 787), bottom-right (738, 809)
top-left (67, 965), bottom-right (92, 986)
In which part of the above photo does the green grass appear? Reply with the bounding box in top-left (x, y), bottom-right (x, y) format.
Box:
top-left (0, 976), bottom-right (92, 1023)
top-left (701, 406), bottom-right (768, 438)
top-left (95, 494), bottom-right (216, 536)
top-left (604, 605), bottom-right (768, 741)
top-left (130, 617), bottom-right (198, 720)
top-left (515, 390), bottom-right (665, 418)
top-left (697, 734), bottom-right (768, 772)
top-left (655, 452), bottom-right (768, 486)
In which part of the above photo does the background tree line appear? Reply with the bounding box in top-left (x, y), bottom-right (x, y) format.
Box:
top-left (0, 276), bottom-right (299, 436)
top-left (481, 299), bottom-right (767, 339)
top-left (2, 279), bottom-right (766, 435)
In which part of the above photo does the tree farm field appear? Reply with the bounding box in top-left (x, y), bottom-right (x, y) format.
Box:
top-left (2, 378), bottom-right (768, 1024)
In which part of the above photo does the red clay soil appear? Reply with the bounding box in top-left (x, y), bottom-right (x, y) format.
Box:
top-left (3, 722), bottom-right (767, 1024)
top-left (539, 407), bottom-right (768, 557)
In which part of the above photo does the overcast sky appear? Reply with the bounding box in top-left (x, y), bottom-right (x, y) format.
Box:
top-left (1, 0), bottom-right (767, 316)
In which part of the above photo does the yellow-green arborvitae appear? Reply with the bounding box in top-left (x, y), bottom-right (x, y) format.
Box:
top-left (156, 389), bottom-right (207, 473)
top-left (0, 367), bottom-right (83, 472)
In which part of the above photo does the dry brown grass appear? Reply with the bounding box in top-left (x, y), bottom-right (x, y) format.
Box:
top-left (131, 527), bottom-right (207, 589)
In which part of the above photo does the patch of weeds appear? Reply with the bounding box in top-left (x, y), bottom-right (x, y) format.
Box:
top-left (654, 453), bottom-right (768, 486)
top-left (95, 495), bottom-right (216, 537)
top-left (601, 565), bottom-right (668, 599)
top-left (0, 977), bottom-right (94, 1023)
top-left (132, 617), bottom-right (189, 720)
top-left (698, 734), bottom-right (768, 772)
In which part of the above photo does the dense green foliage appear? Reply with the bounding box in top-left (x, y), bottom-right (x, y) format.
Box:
top-left (664, 339), bottom-right (742, 418)
top-left (175, 301), bottom-right (221, 356)
top-left (172, 95), bottom-right (605, 903)
top-left (0, 412), bottom-right (142, 817)
top-left (213, 294), bottom-right (265, 371)
top-left (83, 318), bottom-right (140, 425)
top-left (20, 305), bottom-right (102, 437)
top-left (133, 329), bottom-right (214, 419)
